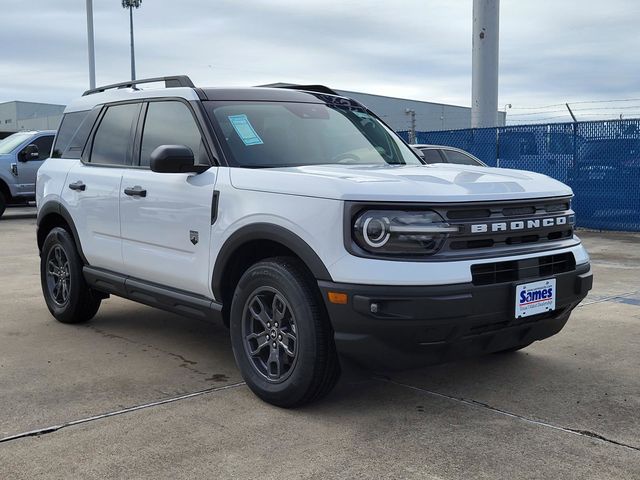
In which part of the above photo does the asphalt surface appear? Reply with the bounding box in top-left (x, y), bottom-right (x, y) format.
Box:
top-left (1, 206), bottom-right (639, 479)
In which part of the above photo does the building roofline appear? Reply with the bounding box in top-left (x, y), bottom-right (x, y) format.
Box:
top-left (0, 100), bottom-right (66, 108)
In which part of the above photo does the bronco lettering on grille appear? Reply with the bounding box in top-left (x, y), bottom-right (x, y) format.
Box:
top-left (470, 216), bottom-right (570, 234)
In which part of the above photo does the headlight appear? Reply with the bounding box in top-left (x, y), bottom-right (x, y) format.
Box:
top-left (352, 209), bottom-right (458, 255)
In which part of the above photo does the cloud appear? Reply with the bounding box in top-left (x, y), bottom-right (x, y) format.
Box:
top-left (1, 0), bottom-right (638, 118)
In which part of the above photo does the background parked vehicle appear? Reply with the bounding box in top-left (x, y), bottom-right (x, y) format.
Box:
top-left (411, 144), bottom-right (486, 166)
top-left (0, 130), bottom-right (55, 218)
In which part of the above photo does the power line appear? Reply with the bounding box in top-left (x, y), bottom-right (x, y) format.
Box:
top-left (510, 98), bottom-right (640, 110)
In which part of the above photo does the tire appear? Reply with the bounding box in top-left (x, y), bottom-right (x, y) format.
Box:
top-left (40, 227), bottom-right (101, 324)
top-left (494, 342), bottom-right (532, 354)
top-left (230, 257), bottom-right (340, 407)
top-left (0, 191), bottom-right (6, 218)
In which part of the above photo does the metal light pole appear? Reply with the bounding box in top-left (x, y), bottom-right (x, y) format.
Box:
top-left (86, 0), bottom-right (96, 89)
top-left (122, 0), bottom-right (142, 81)
top-left (503, 103), bottom-right (511, 124)
top-left (471, 0), bottom-right (500, 128)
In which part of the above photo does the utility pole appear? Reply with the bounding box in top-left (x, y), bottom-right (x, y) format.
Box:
top-left (405, 109), bottom-right (416, 144)
top-left (86, 0), bottom-right (96, 89)
top-left (471, 0), bottom-right (500, 128)
top-left (122, 0), bottom-right (142, 81)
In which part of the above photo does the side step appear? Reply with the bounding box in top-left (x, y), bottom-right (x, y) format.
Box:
top-left (83, 266), bottom-right (222, 322)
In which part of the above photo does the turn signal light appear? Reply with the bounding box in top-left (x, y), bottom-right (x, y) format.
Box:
top-left (327, 291), bottom-right (348, 305)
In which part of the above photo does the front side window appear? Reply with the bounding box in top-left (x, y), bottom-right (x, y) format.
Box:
top-left (90, 103), bottom-right (140, 166)
top-left (31, 135), bottom-right (54, 160)
top-left (420, 149), bottom-right (445, 164)
top-left (207, 101), bottom-right (422, 168)
top-left (140, 101), bottom-right (206, 167)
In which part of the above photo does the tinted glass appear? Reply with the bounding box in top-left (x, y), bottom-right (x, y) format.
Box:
top-left (442, 149), bottom-right (483, 166)
top-left (140, 101), bottom-right (205, 167)
top-left (208, 101), bottom-right (422, 168)
top-left (420, 149), bottom-right (445, 164)
top-left (32, 135), bottom-right (54, 160)
top-left (91, 104), bottom-right (140, 165)
top-left (52, 111), bottom-right (89, 158)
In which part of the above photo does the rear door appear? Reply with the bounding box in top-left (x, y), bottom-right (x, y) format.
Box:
top-left (120, 99), bottom-right (217, 297)
top-left (62, 102), bottom-right (142, 272)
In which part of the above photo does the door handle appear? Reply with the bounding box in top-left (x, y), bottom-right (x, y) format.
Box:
top-left (124, 186), bottom-right (147, 197)
top-left (68, 181), bottom-right (86, 191)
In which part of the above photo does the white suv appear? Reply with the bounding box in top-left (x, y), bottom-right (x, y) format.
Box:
top-left (36, 76), bottom-right (593, 407)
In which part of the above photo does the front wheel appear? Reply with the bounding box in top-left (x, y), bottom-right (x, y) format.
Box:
top-left (40, 227), bottom-right (101, 324)
top-left (230, 257), bottom-right (340, 407)
top-left (0, 192), bottom-right (6, 218)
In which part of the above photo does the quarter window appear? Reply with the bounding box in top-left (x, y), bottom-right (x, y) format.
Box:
top-left (140, 101), bottom-right (206, 167)
top-left (442, 149), bottom-right (483, 166)
top-left (90, 103), bottom-right (140, 165)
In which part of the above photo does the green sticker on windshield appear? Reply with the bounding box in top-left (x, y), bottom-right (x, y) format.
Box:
top-left (228, 114), bottom-right (263, 146)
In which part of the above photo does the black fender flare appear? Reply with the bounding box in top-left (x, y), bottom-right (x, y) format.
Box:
top-left (37, 201), bottom-right (88, 264)
top-left (212, 223), bottom-right (332, 300)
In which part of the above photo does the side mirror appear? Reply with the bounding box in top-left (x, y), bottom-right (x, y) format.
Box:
top-left (149, 145), bottom-right (207, 174)
top-left (19, 144), bottom-right (39, 162)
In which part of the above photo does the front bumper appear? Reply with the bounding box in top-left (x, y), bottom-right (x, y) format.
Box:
top-left (319, 263), bottom-right (593, 370)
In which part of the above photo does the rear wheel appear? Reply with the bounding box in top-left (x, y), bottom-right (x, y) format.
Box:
top-left (40, 227), bottom-right (101, 324)
top-left (230, 257), bottom-right (340, 407)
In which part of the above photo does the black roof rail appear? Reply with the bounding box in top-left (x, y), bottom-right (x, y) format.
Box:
top-left (82, 75), bottom-right (195, 96)
top-left (270, 84), bottom-right (340, 96)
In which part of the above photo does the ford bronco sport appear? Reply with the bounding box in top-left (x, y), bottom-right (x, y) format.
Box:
top-left (36, 76), bottom-right (593, 407)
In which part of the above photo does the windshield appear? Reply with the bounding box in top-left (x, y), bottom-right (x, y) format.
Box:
top-left (0, 132), bottom-right (32, 155)
top-left (207, 101), bottom-right (423, 168)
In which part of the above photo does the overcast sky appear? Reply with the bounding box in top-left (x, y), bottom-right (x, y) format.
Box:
top-left (2, 0), bottom-right (639, 121)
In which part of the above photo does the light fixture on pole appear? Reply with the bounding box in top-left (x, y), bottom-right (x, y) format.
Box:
top-left (122, 0), bottom-right (142, 81)
top-left (504, 103), bottom-right (512, 124)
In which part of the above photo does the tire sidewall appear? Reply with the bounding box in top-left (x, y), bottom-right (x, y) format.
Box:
top-left (230, 261), bottom-right (321, 405)
top-left (40, 227), bottom-right (88, 322)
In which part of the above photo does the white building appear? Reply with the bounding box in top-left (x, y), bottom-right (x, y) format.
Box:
top-left (0, 101), bottom-right (65, 138)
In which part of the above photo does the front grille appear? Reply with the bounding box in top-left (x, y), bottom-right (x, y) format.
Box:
top-left (440, 197), bottom-right (575, 254)
top-left (471, 252), bottom-right (576, 286)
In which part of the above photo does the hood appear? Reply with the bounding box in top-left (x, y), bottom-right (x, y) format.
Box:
top-left (229, 163), bottom-right (573, 202)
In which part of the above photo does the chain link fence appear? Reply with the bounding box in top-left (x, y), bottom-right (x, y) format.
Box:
top-left (398, 119), bottom-right (640, 231)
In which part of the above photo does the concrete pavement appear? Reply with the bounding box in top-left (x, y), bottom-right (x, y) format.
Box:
top-left (1, 209), bottom-right (638, 479)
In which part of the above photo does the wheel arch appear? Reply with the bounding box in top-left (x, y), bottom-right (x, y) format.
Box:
top-left (212, 223), bottom-right (332, 323)
top-left (0, 178), bottom-right (12, 203)
top-left (37, 201), bottom-right (87, 264)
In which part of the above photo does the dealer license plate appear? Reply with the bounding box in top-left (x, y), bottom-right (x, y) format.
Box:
top-left (515, 278), bottom-right (556, 318)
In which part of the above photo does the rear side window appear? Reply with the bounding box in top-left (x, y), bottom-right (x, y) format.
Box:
top-left (139, 101), bottom-right (206, 167)
top-left (32, 135), bottom-right (54, 160)
top-left (90, 103), bottom-right (141, 166)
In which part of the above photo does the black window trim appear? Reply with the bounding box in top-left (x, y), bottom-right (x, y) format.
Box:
top-left (80, 97), bottom-right (221, 170)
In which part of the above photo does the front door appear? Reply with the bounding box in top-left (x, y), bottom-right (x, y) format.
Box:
top-left (120, 100), bottom-right (217, 297)
top-left (15, 134), bottom-right (54, 196)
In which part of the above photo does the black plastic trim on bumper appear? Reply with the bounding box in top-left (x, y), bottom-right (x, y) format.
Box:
top-left (319, 263), bottom-right (593, 370)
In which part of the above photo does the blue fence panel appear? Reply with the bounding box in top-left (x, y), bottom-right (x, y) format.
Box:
top-left (400, 119), bottom-right (640, 231)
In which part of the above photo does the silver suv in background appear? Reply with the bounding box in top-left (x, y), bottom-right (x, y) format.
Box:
top-left (0, 130), bottom-right (55, 217)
